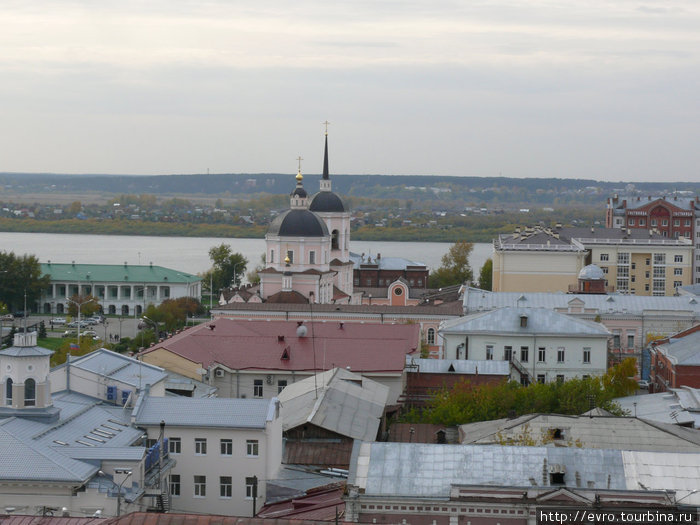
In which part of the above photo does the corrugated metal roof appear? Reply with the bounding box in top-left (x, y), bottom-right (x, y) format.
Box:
top-left (133, 396), bottom-right (274, 428)
top-left (59, 446), bottom-right (146, 461)
top-left (109, 511), bottom-right (352, 525)
top-left (441, 306), bottom-right (610, 336)
top-left (615, 390), bottom-right (700, 428)
top-left (278, 368), bottom-right (389, 441)
top-left (0, 516), bottom-right (106, 525)
top-left (405, 356), bottom-right (510, 375)
top-left (622, 450), bottom-right (700, 505)
top-left (463, 287), bottom-right (700, 316)
top-left (349, 252), bottom-right (426, 270)
top-left (69, 349), bottom-right (168, 388)
top-left (0, 345), bottom-right (54, 357)
top-left (458, 414), bottom-right (700, 451)
top-left (658, 331), bottom-right (700, 365)
top-left (40, 263), bottom-right (200, 284)
top-left (354, 443), bottom-right (626, 497)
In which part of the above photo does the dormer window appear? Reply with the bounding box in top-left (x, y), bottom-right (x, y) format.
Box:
top-left (520, 315), bottom-right (528, 328)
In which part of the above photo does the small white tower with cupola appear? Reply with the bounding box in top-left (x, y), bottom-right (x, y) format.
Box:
top-left (0, 331), bottom-right (59, 422)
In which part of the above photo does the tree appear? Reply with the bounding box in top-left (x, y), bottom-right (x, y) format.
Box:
top-left (0, 252), bottom-right (51, 312)
top-left (478, 258), bottom-right (493, 291)
top-left (246, 253), bottom-right (266, 285)
top-left (66, 294), bottom-right (100, 318)
top-left (207, 244), bottom-right (248, 292)
top-left (428, 241), bottom-right (474, 288)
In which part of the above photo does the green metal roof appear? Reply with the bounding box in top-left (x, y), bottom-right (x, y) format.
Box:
top-left (40, 263), bottom-right (200, 284)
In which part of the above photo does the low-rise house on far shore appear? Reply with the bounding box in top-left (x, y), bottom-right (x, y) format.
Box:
top-left (139, 318), bottom-right (420, 404)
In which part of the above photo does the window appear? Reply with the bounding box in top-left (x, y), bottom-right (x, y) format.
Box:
top-left (277, 380), bottom-right (287, 394)
top-left (309, 251), bottom-right (316, 264)
top-left (628, 219), bottom-right (635, 226)
top-left (169, 474), bottom-right (180, 497)
top-left (5, 378), bottom-right (12, 405)
top-left (194, 475), bottom-right (206, 497)
top-left (674, 255), bottom-right (683, 263)
top-left (520, 346), bottom-right (529, 363)
top-left (427, 328), bottom-right (435, 345)
top-left (617, 252), bottom-right (629, 265)
top-left (674, 280), bottom-right (683, 288)
top-left (631, 262), bottom-right (636, 270)
top-left (169, 437), bottom-right (181, 454)
top-left (557, 348), bottom-right (565, 363)
top-left (639, 219), bottom-right (646, 226)
top-left (538, 347), bottom-right (546, 363)
top-left (583, 348), bottom-right (591, 364)
top-left (662, 219), bottom-right (668, 226)
top-left (270, 250), bottom-right (274, 264)
top-left (220, 476), bottom-right (232, 498)
top-left (627, 334), bottom-right (634, 348)
top-left (645, 284), bottom-right (650, 291)
top-left (245, 477), bottom-right (257, 500)
top-left (646, 258), bottom-right (650, 266)
top-left (617, 266), bottom-right (629, 277)
top-left (674, 219), bottom-right (680, 227)
top-left (537, 374), bottom-right (546, 384)
top-left (24, 378), bottom-right (35, 407)
top-left (286, 250), bottom-right (294, 264)
top-left (600, 253), bottom-right (609, 262)
top-left (685, 219), bottom-right (691, 227)
top-left (653, 253), bottom-right (665, 265)
top-left (220, 439), bottom-right (232, 456)
top-left (253, 379), bottom-right (263, 398)
top-left (645, 271), bottom-right (650, 278)
top-left (602, 267), bottom-right (608, 274)
top-left (486, 345), bottom-right (494, 360)
top-left (504, 346), bottom-right (513, 361)
top-left (246, 439), bottom-right (259, 457)
top-left (195, 438), bottom-right (207, 455)
top-left (653, 267), bottom-right (665, 278)
top-left (556, 375), bottom-right (565, 383)
top-left (613, 334), bottom-right (620, 348)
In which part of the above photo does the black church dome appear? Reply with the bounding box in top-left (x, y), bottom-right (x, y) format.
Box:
top-left (267, 209), bottom-right (329, 237)
top-left (309, 191), bottom-right (346, 213)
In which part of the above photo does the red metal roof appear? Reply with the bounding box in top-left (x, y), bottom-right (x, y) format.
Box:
top-left (257, 486), bottom-right (346, 520)
top-left (142, 318), bottom-right (419, 373)
top-left (109, 512), bottom-right (350, 525)
top-left (0, 517), bottom-right (106, 525)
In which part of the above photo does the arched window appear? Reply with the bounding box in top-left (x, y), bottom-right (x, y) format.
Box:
top-left (331, 230), bottom-right (339, 250)
top-left (5, 378), bottom-right (12, 406)
top-left (108, 304), bottom-right (116, 315)
top-left (427, 328), bottom-right (435, 345)
top-left (122, 305), bottom-right (130, 316)
top-left (24, 378), bottom-right (35, 407)
top-left (57, 303), bottom-right (64, 314)
top-left (270, 250), bottom-right (274, 264)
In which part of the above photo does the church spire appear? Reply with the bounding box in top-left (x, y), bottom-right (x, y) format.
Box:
top-left (320, 121), bottom-right (331, 192)
top-left (290, 156), bottom-right (308, 209)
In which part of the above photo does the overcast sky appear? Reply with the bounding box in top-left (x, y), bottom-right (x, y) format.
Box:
top-left (2, 1), bottom-right (699, 182)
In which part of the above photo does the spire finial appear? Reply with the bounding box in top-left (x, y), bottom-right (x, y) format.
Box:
top-left (296, 156), bottom-right (303, 182)
top-left (323, 120), bottom-right (330, 136)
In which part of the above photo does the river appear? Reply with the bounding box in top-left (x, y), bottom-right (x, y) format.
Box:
top-left (0, 232), bottom-right (493, 278)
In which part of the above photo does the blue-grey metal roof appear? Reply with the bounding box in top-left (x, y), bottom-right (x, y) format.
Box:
top-left (405, 356), bottom-right (510, 375)
top-left (659, 331), bottom-right (700, 365)
top-left (133, 396), bottom-right (275, 428)
top-left (441, 306), bottom-right (610, 337)
top-left (67, 349), bottom-right (168, 388)
top-left (0, 391), bottom-right (142, 483)
top-left (0, 346), bottom-right (54, 357)
top-left (353, 443), bottom-right (626, 497)
top-left (462, 287), bottom-right (700, 316)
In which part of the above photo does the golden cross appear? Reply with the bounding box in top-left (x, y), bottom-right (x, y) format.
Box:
top-left (297, 156), bottom-right (303, 172)
top-left (322, 120), bottom-right (330, 135)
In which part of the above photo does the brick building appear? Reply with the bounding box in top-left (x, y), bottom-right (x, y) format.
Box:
top-left (649, 323), bottom-right (700, 393)
top-left (606, 194), bottom-right (700, 284)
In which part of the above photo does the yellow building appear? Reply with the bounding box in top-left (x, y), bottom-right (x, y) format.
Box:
top-left (493, 226), bottom-right (693, 295)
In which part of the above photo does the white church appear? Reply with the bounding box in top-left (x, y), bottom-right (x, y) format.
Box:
top-left (258, 131), bottom-right (359, 304)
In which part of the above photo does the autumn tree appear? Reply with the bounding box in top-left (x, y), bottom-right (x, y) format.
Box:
top-left (66, 294), bottom-right (101, 318)
top-left (428, 241), bottom-right (474, 288)
top-left (206, 244), bottom-right (248, 292)
top-left (478, 258), bottom-right (493, 290)
top-left (0, 252), bottom-right (51, 312)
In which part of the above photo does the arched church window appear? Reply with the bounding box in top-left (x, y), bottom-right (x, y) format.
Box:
top-left (427, 328), bottom-right (436, 345)
top-left (270, 250), bottom-right (274, 264)
top-left (24, 378), bottom-right (35, 407)
top-left (5, 378), bottom-right (12, 406)
top-left (331, 230), bottom-right (339, 250)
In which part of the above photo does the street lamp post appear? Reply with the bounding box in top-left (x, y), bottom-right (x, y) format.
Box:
top-left (66, 297), bottom-right (96, 347)
top-left (115, 469), bottom-right (133, 517)
top-left (232, 261), bottom-right (244, 289)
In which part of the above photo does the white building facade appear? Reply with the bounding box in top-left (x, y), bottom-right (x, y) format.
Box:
top-left (440, 307), bottom-right (610, 384)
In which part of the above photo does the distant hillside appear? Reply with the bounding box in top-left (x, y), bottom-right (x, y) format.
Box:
top-left (1, 172), bottom-right (697, 207)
